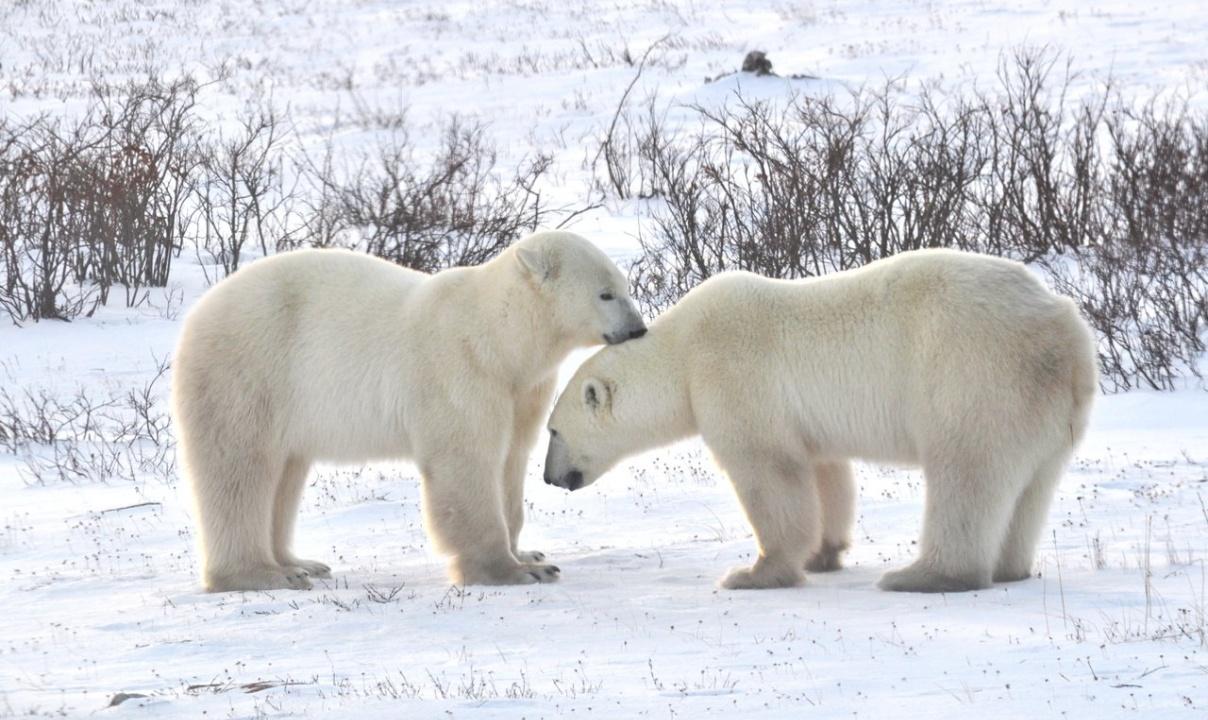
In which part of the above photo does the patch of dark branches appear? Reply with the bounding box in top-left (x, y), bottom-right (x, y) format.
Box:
top-left (601, 49), bottom-right (1207, 391)
top-left (1, 78), bottom-right (551, 322)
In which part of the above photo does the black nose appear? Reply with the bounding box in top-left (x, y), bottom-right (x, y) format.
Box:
top-left (629, 327), bottom-right (647, 340)
top-left (565, 470), bottom-right (584, 491)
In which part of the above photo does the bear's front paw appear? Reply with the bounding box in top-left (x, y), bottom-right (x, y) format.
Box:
top-left (284, 558), bottom-right (332, 579)
top-left (720, 561), bottom-right (804, 590)
top-left (458, 560), bottom-right (561, 586)
top-left (207, 564), bottom-right (313, 593)
top-left (515, 550), bottom-right (546, 563)
top-left (281, 567), bottom-right (315, 590)
top-left (877, 562), bottom-right (989, 593)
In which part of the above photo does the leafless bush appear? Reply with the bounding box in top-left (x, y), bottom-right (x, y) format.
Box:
top-left (84, 78), bottom-right (201, 302)
top-left (1, 358), bottom-right (176, 486)
top-left (0, 77), bottom-right (199, 321)
top-left (591, 36), bottom-right (673, 200)
top-left (620, 48), bottom-right (1208, 391)
top-left (304, 118), bottom-right (551, 272)
top-left (3, 79), bottom-right (555, 319)
top-left (287, 138), bottom-right (348, 251)
top-left (1046, 99), bottom-right (1208, 390)
top-left (195, 106), bottom-right (296, 282)
top-left (1, 113), bottom-right (104, 321)
top-left (592, 92), bottom-right (686, 202)
top-left (0, 386), bottom-right (114, 453)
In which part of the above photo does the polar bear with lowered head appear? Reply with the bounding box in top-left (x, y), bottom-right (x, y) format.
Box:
top-left (172, 231), bottom-right (646, 592)
top-left (544, 249), bottom-right (1096, 592)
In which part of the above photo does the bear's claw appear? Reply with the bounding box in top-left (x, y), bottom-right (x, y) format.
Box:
top-left (527, 564), bottom-right (560, 582)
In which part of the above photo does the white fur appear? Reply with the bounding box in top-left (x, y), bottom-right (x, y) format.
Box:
top-left (545, 249), bottom-right (1097, 592)
top-left (172, 231), bottom-right (645, 592)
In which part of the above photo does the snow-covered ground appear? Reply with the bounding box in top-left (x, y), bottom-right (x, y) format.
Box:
top-left (2, 1), bottom-right (1207, 718)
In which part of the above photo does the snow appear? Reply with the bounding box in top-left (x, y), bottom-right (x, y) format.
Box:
top-left (2, 1), bottom-right (1207, 718)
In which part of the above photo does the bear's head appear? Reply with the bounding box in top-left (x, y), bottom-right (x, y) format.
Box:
top-left (543, 336), bottom-right (678, 491)
top-left (543, 375), bottom-right (619, 492)
top-left (513, 231), bottom-right (646, 347)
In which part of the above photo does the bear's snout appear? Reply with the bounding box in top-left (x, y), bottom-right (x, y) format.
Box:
top-left (604, 323), bottom-right (647, 345)
top-left (563, 470), bottom-right (584, 491)
top-left (543, 426), bottom-right (585, 490)
top-left (546, 469), bottom-right (584, 491)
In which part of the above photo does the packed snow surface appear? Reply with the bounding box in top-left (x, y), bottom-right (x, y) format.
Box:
top-left (2, 1), bottom-right (1207, 717)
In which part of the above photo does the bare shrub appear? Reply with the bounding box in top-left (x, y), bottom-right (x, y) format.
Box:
top-left (1045, 99), bottom-right (1208, 391)
top-left (0, 386), bottom-right (113, 453)
top-left (2, 81), bottom-right (556, 321)
top-left (286, 137), bottom-right (348, 251)
top-left (83, 78), bottom-right (201, 303)
top-left (619, 48), bottom-right (1208, 391)
top-left (195, 106), bottom-right (295, 282)
top-left (628, 84), bottom-right (1009, 308)
top-left (2, 358), bottom-right (176, 486)
top-left (308, 117), bottom-right (551, 272)
top-left (591, 36), bottom-right (673, 200)
top-left (591, 92), bottom-right (685, 202)
top-left (0, 77), bottom-right (200, 321)
top-left (0, 113), bottom-right (105, 321)
top-left (973, 52), bottom-right (1108, 260)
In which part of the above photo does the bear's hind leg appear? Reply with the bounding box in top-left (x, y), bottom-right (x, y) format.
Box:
top-left (192, 451), bottom-right (311, 593)
top-left (272, 456), bottom-right (331, 579)
top-left (878, 455), bottom-right (1026, 593)
top-left (993, 450), bottom-right (1070, 582)
top-left (714, 449), bottom-right (819, 590)
top-left (806, 460), bottom-right (855, 573)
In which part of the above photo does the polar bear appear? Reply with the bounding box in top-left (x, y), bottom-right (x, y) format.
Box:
top-left (544, 249), bottom-right (1097, 592)
top-left (172, 231), bottom-right (646, 592)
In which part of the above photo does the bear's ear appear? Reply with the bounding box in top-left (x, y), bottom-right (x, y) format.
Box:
top-left (582, 378), bottom-right (611, 414)
top-left (516, 246), bottom-right (558, 282)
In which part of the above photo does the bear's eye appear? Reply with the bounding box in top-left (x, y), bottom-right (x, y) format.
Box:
top-left (599, 292), bottom-right (614, 301)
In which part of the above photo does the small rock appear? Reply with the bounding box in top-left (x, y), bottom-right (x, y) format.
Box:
top-left (742, 50), bottom-right (774, 76)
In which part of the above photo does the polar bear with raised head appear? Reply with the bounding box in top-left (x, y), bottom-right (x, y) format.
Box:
top-left (544, 249), bottom-right (1096, 592)
top-left (172, 231), bottom-right (646, 592)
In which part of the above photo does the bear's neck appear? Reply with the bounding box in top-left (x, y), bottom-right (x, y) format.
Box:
top-left (616, 327), bottom-right (697, 455)
top-left (474, 262), bottom-right (577, 390)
